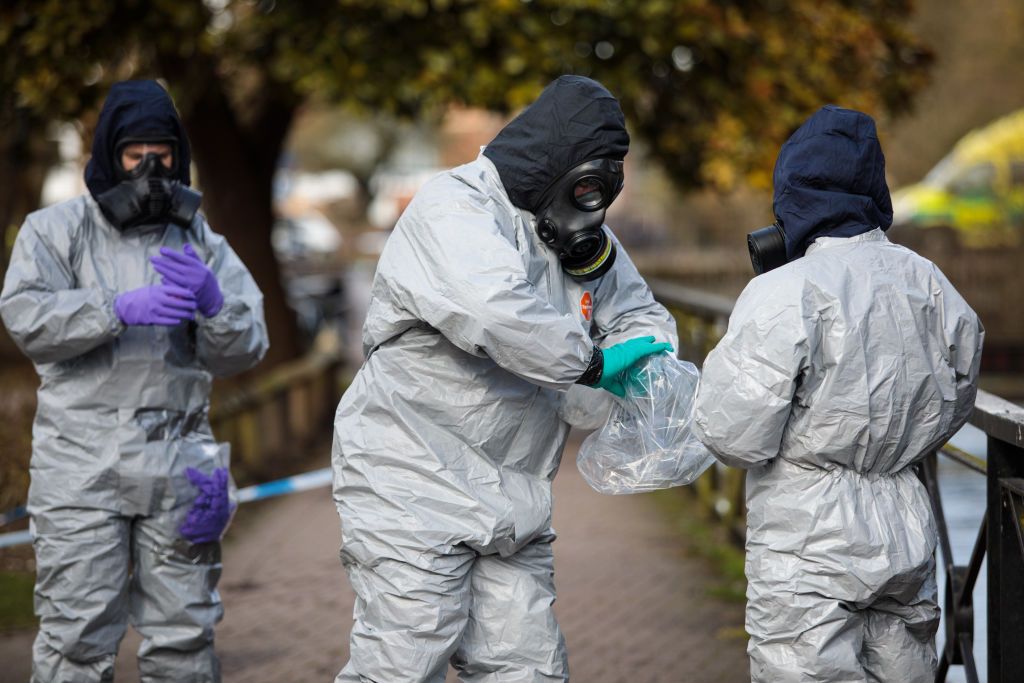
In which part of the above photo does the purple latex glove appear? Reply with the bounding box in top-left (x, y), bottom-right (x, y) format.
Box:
top-left (151, 243), bottom-right (224, 317)
top-left (114, 284), bottom-right (197, 326)
top-left (179, 467), bottom-right (234, 544)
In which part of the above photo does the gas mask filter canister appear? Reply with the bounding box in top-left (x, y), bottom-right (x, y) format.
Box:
top-left (747, 222), bottom-right (788, 275)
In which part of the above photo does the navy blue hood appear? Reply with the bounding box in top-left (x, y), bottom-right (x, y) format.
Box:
top-left (85, 80), bottom-right (192, 197)
top-left (483, 75), bottom-right (629, 211)
top-left (773, 105), bottom-right (892, 259)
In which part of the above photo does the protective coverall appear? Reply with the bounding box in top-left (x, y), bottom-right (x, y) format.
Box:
top-left (694, 106), bottom-right (984, 682)
top-left (332, 76), bottom-right (677, 681)
top-left (0, 81), bottom-right (268, 682)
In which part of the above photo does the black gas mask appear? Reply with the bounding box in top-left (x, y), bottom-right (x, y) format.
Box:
top-left (747, 221), bottom-right (788, 275)
top-left (95, 139), bottom-right (201, 230)
top-left (534, 158), bottom-right (623, 281)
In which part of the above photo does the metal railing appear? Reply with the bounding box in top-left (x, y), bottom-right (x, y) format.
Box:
top-left (647, 279), bottom-right (745, 542)
top-left (210, 332), bottom-right (347, 476)
top-left (920, 392), bottom-right (1024, 683)
top-left (648, 277), bottom-right (1024, 683)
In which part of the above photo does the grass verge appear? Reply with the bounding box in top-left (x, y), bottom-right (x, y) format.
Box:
top-left (649, 487), bottom-right (747, 604)
top-left (0, 570), bottom-right (36, 632)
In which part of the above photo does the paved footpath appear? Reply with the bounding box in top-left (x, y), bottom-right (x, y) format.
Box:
top-left (1, 438), bottom-right (748, 682)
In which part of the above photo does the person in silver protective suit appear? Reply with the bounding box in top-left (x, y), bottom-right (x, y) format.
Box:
top-left (0, 80), bottom-right (268, 682)
top-left (332, 75), bottom-right (678, 682)
top-left (694, 105), bottom-right (984, 683)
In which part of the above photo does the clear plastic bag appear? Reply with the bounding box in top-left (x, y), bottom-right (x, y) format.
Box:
top-left (577, 353), bottom-right (714, 494)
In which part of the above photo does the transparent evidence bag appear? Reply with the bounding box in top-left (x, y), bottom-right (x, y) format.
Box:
top-left (576, 353), bottom-right (714, 495)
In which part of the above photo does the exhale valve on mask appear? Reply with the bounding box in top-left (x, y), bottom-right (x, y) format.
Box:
top-left (747, 222), bottom-right (788, 275)
top-left (96, 143), bottom-right (201, 230)
top-left (534, 158), bottom-right (623, 281)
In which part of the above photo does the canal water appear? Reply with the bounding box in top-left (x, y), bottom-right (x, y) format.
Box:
top-left (941, 424), bottom-right (989, 682)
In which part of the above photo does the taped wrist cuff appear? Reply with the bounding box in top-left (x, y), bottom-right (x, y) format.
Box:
top-left (576, 345), bottom-right (604, 386)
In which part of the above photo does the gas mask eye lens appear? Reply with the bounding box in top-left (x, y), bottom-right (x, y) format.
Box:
top-left (572, 177), bottom-right (605, 209)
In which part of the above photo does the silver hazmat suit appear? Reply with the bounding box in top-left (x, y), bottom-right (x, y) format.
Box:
top-left (332, 152), bottom-right (677, 682)
top-left (694, 229), bottom-right (983, 682)
top-left (0, 194), bottom-right (268, 682)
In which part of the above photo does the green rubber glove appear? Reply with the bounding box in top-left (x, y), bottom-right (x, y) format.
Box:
top-left (595, 336), bottom-right (674, 398)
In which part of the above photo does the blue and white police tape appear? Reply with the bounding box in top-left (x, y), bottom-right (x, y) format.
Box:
top-left (0, 467), bottom-right (334, 549)
top-left (235, 467), bottom-right (332, 504)
top-left (0, 529), bottom-right (31, 549)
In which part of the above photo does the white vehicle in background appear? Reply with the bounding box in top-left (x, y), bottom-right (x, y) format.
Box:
top-left (271, 210), bottom-right (343, 265)
top-left (270, 210), bottom-right (346, 349)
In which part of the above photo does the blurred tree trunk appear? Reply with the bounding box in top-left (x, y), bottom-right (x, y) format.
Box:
top-left (0, 109), bottom-right (57, 362)
top-left (160, 55), bottom-right (300, 370)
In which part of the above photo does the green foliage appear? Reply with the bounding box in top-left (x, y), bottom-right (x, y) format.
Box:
top-left (1, 0), bottom-right (931, 192)
top-left (262, 0), bottom-right (932, 190)
top-left (1, 1), bottom-right (131, 121)
top-left (0, 570), bottom-right (36, 632)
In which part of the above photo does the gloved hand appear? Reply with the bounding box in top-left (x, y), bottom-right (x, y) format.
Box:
top-left (595, 335), bottom-right (674, 398)
top-left (151, 243), bottom-right (224, 317)
top-left (179, 467), bottom-right (234, 544)
top-left (114, 283), bottom-right (197, 326)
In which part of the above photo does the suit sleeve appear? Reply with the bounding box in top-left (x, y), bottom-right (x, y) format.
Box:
top-left (693, 277), bottom-right (809, 469)
top-left (559, 230), bottom-right (679, 428)
top-left (0, 215), bottom-right (124, 364)
top-left (192, 220), bottom-right (269, 377)
top-left (935, 266), bottom-right (984, 438)
top-left (590, 230), bottom-right (678, 349)
top-left (380, 183), bottom-right (594, 390)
